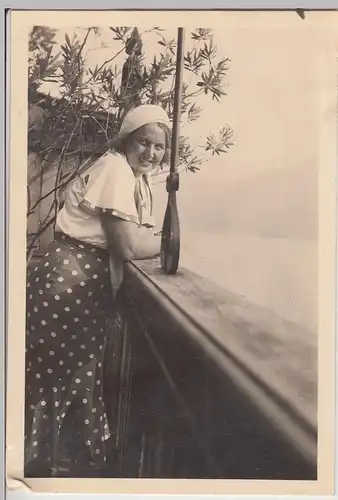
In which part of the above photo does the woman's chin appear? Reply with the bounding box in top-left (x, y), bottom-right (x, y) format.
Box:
top-left (133, 162), bottom-right (157, 175)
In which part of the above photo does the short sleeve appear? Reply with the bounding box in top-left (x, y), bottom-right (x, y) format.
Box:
top-left (78, 152), bottom-right (139, 224)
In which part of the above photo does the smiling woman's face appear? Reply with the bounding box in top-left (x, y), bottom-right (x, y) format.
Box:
top-left (124, 123), bottom-right (167, 176)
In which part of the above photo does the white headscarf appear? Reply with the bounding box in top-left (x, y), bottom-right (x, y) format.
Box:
top-left (119, 104), bottom-right (170, 139)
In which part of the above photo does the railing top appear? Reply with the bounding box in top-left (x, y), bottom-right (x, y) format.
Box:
top-left (127, 258), bottom-right (317, 433)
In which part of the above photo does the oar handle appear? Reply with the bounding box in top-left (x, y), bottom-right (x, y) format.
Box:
top-left (161, 27), bottom-right (184, 274)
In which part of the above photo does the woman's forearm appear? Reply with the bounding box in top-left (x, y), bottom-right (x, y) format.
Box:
top-left (128, 232), bottom-right (161, 261)
top-left (101, 214), bottom-right (162, 262)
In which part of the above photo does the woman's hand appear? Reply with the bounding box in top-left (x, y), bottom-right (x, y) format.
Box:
top-left (101, 213), bottom-right (161, 262)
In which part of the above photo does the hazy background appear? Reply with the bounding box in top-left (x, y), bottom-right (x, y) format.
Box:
top-left (38, 14), bottom-right (328, 334)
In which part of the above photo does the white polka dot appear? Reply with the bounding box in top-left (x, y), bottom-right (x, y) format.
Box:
top-left (89, 354), bottom-right (94, 359)
top-left (53, 387), bottom-right (57, 392)
top-left (39, 339), bottom-right (44, 344)
top-left (41, 320), bottom-right (46, 325)
top-left (46, 274), bottom-right (51, 278)
top-left (72, 270), bottom-right (78, 276)
top-left (79, 244), bottom-right (84, 249)
top-left (72, 334), bottom-right (77, 339)
top-left (80, 344), bottom-right (86, 349)
top-left (93, 274), bottom-right (98, 279)
top-left (76, 299), bottom-right (81, 304)
top-left (75, 378), bottom-right (81, 383)
top-left (43, 301), bottom-right (48, 307)
top-left (92, 408), bottom-right (97, 413)
top-left (63, 259), bottom-right (69, 265)
top-left (93, 319), bottom-right (97, 324)
top-left (43, 414), bottom-right (48, 420)
top-left (62, 325), bottom-right (68, 330)
top-left (49, 350), bottom-right (54, 356)
top-left (98, 363), bottom-right (102, 367)
top-left (59, 360), bottom-right (64, 365)
top-left (33, 307), bottom-right (38, 313)
top-left (88, 291), bottom-right (93, 296)
top-left (44, 262), bottom-right (49, 267)
top-left (86, 439), bottom-right (91, 445)
top-left (34, 267), bottom-right (38, 271)
top-left (69, 352), bottom-right (74, 357)
top-left (78, 361), bottom-right (83, 367)
top-left (65, 306), bottom-right (70, 312)
top-left (51, 332), bottom-right (56, 337)
top-left (82, 398), bottom-right (88, 404)
top-left (57, 277), bottom-right (64, 282)
top-left (96, 380), bottom-right (101, 385)
top-left (93, 429), bottom-right (98, 434)
top-left (67, 369), bottom-right (71, 374)
top-left (32, 429), bottom-right (37, 435)
top-left (27, 282), bottom-right (31, 288)
top-left (36, 373), bottom-right (41, 378)
top-left (46, 283), bottom-right (51, 288)
top-left (29, 404), bottom-right (34, 410)
top-left (80, 281), bottom-right (85, 286)
top-left (84, 309), bottom-right (90, 315)
top-left (47, 368), bottom-right (53, 374)
top-left (83, 327), bottom-right (88, 332)
top-left (55, 295), bottom-right (60, 301)
top-left (77, 254), bottom-right (83, 259)
top-left (35, 277), bottom-right (39, 282)
top-left (55, 401), bottom-right (59, 407)
top-left (85, 264), bottom-right (91, 269)
top-left (91, 336), bottom-right (96, 341)
top-left (74, 318), bottom-right (79, 323)
top-left (87, 371), bottom-right (93, 376)
top-left (95, 449), bottom-right (100, 454)
top-left (53, 313), bottom-right (58, 319)
top-left (29, 294), bottom-right (33, 299)
top-left (85, 419), bottom-right (90, 425)
top-left (56, 416), bottom-right (60, 421)
top-left (66, 401), bottom-right (71, 406)
top-left (97, 258), bottom-right (102, 262)
top-left (39, 290), bottom-right (43, 295)
top-left (61, 343), bottom-right (66, 347)
top-left (56, 248), bottom-right (61, 252)
top-left (72, 389), bottom-right (77, 394)
top-left (67, 288), bottom-right (72, 294)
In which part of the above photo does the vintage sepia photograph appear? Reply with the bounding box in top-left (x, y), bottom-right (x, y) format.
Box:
top-left (5, 8), bottom-right (337, 496)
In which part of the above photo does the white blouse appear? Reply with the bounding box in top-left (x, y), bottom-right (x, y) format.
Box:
top-left (55, 151), bottom-right (155, 249)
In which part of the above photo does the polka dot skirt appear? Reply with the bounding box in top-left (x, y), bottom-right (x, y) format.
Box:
top-left (25, 234), bottom-right (114, 474)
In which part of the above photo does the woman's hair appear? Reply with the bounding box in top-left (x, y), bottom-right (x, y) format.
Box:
top-left (109, 122), bottom-right (171, 167)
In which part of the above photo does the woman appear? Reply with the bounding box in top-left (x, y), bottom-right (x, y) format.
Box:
top-left (25, 104), bottom-right (171, 477)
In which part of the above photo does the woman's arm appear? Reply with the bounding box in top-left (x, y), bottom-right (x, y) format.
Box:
top-left (100, 212), bottom-right (161, 262)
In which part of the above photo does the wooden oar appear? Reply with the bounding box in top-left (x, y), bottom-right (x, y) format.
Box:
top-left (161, 27), bottom-right (185, 274)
